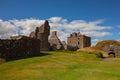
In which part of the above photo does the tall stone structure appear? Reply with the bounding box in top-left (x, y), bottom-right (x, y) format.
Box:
top-left (67, 32), bottom-right (91, 50)
top-left (49, 31), bottom-right (63, 50)
top-left (30, 20), bottom-right (50, 51)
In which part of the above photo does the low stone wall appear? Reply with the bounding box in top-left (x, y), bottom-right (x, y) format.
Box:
top-left (0, 38), bottom-right (40, 61)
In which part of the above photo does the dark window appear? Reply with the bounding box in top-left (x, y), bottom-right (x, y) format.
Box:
top-left (78, 42), bottom-right (80, 44)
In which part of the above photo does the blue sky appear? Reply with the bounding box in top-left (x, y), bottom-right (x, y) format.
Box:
top-left (0, 0), bottom-right (120, 45)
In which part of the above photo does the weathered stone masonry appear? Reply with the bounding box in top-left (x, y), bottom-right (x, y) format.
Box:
top-left (0, 36), bottom-right (40, 60)
top-left (30, 20), bottom-right (50, 51)
top-left (67, 32), bottom-right (91, 50)
top-left (0, 20), bottom-right (92, 62)
top-left (49, 31), bottom-right (64, 50)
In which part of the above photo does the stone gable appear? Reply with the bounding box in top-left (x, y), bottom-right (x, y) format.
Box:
top-left (49, 31), bottom-right (63, 50)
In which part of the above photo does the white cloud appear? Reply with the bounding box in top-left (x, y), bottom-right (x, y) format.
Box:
top-left (0, 19), bottom-right (17, 39)
top-left (10, 18), bottom-right (44, 36)
top-left (49, 17), bottom-right (67, 23)
top-left (92, 39), bottom-right (101, 45)
top-left (81, 31), bottom-right (112, 38)
top-left (48, 17), bottom-right (112, 43)
top-left (0, 17), bottom-right (113, 45)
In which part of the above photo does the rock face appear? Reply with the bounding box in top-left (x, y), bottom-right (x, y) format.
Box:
top-left (102, 44), bottom-right (120, 57)
top-left (67, 32), bottom-right (91, 50)
top-left (29, 20), bottom-right (50, 51)
top-left (49, 31), bottom-right (63, 50)
top-left (95, 40), bottom-right (120, 57)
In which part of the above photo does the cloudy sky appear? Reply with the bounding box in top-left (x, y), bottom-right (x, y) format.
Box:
top-left (0, 0), bottom-right (120, 45)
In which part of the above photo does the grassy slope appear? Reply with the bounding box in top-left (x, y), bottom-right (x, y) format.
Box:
top-left (95, 40), bottom-right (120, 50)
top-left (0, 51), bottom-right (120, 80)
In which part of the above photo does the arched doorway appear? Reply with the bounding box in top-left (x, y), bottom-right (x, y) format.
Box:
top-left (108, 52), bottom-right (116, 58)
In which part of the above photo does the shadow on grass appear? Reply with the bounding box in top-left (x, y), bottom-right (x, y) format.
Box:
top-left (4, 52), bottom-right (52, 62)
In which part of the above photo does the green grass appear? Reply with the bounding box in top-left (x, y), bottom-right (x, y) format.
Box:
top-left (0, 51), bottom-right (120, 80)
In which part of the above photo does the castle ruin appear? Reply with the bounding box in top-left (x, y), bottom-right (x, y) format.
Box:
top-left (67, 32), bottom-right (91, 50)
top-left (30, 20), bottom-right (50, 51)
top-left (49, 31), bottom-right (64, 50)
top-left (0, 20), bottom-right (92, 62)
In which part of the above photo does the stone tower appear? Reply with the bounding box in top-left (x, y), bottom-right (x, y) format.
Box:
top-left (67, 32), bottom-right (91, 50)
top-left (29, 20), bottom-right (50, 51)
top-left (49, 31), bottom-right (63, 50)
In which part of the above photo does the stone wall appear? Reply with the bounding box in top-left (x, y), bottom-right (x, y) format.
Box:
top-left (67, 32), bottom-right (91, 50)
top-left (0, 37), bottom-right (40, 61)
top-left (49, 31), bottom-right (64, 50)
top-left (30, 20), bottom-right (50, 51)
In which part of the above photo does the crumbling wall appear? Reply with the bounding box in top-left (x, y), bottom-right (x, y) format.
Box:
top-left (82, 35), bottom-right (91, 48)
top-left (49, 31), bottom-right (64, 50)
top-left (29, 20), bottom-right (50, 51)
top-left (0, 38), bottom-right (40, 60)
top-left (67, 32), bottom-right (91, 51)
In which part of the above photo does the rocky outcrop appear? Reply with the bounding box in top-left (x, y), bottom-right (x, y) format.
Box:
top-left (49, 31), bottom-right (63, 50)
top-left (102, 44), bottom-right (120, 57)
top-left (96, 40), bottom-right (120, 57)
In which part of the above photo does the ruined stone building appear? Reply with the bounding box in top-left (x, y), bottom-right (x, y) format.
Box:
top-left (67, 32), bottom-right (91, 50)
top-left (0, 20), bottom-right (92, 62)
top-left (49, 31), bottom-right (64, 50)
top-left (30, 20), bottom-right (50, 51)
top-left (0, 36), bottom-right (40, 61)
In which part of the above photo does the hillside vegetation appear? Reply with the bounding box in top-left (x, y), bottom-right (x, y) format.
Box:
top-left (95, 40), bottom-right (120, 50)
top-left (77, 40), bottom-right (120, 58)
top-left (0, 51), bottom-right (120, 80)
top-left (77, 47), bottom-right (108, 58)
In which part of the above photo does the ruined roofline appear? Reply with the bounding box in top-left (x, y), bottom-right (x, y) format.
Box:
top-left (68, 32), bottom-right (90, 38)
top-left (82, 35), bottom-right (91, 38)
top-left (49, 31), bottom-right (62, 44)
top-left (51, 31), bottom-right (57, 35)
top-left (10, 35), bottom-right (34, 40)
top-left (44, 20), bottom-right (49, 24)
top-left (39, 20), bottom-right (49, 27)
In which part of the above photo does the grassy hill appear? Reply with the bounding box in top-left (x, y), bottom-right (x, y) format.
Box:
top-left (95, 40), bottom-right (120, 50)
top-left (0, 51), bottom-right (120, 80)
